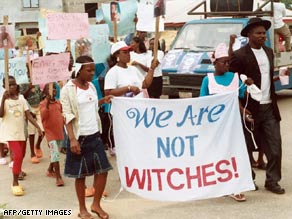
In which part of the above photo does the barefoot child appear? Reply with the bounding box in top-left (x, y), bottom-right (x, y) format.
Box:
top-left (0, 76), bottom-right (42, 196)
top-left (40, 83), bottom-right (64, 186)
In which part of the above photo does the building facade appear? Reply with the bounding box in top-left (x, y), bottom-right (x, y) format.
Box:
top-left (0, 0), bottom-right (112, 34)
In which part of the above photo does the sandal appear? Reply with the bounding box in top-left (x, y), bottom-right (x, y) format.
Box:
top-left (35, 148), bottom-right (43, 158)
top-left (11, 185), bottom-right (24, 196)
top-left (91, 209), bottom-right (109, 219)
top-left (78, 213), bottom-right (94, 219)
top-left (18, 171), bottom-right (26, 180)
top-left (229, 193), bottom-right (246, 202)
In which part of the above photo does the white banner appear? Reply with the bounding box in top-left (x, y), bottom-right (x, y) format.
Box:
top-left (111, 91), bottom-right (255, 201)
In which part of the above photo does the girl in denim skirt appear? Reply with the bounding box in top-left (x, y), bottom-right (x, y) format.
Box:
top-left (60, 55), bottom-right (113, 219)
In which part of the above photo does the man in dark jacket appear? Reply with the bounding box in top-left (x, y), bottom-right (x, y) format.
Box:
top-left (229, 17), bottom-right (284, 194)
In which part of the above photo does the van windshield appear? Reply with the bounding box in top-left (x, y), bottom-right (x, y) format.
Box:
top-left (172, 23), bottom-right (244, 51)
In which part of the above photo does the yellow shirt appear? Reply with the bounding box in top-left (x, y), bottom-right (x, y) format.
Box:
top-left (0, 96), bottom-right (29, 141)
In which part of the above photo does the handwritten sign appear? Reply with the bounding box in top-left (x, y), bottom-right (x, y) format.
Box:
top-left (111, 91), bottom-right (255, 201)
top-left (46, 13), bottom-right (89, 40)
top-left (0, 57), bottom-right (28, 88)
top-left (31, 53), bottom-right (70, 85)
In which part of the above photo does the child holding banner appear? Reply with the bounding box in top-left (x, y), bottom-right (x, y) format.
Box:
top-left (200, 43), bottom-right (250, 202)
top-left (60, 55), bottom-right (113, 219)
top-left (40, 83), bottom-right (64, 187)
top-left (0, 76), bottom-right (42, 196)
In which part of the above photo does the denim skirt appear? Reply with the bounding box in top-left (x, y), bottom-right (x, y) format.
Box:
top-left (64, 132), bottom-right (112, 178)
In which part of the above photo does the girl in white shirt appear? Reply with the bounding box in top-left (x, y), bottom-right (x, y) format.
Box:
top-left (130, 36), bottom-right (152, 81)
top-left (104, 41), bottom-right (158, 97)
top-left (61, 55), bottom-right (112, 219)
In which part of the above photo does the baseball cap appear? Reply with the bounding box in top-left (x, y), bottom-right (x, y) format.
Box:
top-left (111, 41), bottom-right (133, 55)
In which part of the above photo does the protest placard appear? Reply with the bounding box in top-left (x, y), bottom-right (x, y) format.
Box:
top-left (96, 9), bottom-right (104, 23)
top-left (31, 53), bottom-right (70, 85)
top-left (102, 1), bottom-right (137, 37)
top-left (111, 91), bottom-right (255, 201)
top-left (90, 25), bottom-right (111, 64)
top-left (38, 17), bottom-right (68, 54)
top-left (0, 24), bottom-right (15, 49)
top-left (0, 57), bottom-right (28, 87)
top-left (136, 2), bottom-right (164, 32)
top-left (46, 13), bottom-right (89, 40)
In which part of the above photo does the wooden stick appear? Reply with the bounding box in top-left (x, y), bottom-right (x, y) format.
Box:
top-left (153, 16), bottom-right (160, 60)
top-left (23, 28), bottom-right (32, 80)
top-left (113, 18), bottom-right (118, 43)
top-left (49, 82), bottom-right (53, 97)
top-left (3, 16), bottom-right (9, 91)
top-left (66, 39), bottom-right (71, 51)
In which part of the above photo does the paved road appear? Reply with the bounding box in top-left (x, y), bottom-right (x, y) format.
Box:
top-left (1, 90), bottom-right (292, 219)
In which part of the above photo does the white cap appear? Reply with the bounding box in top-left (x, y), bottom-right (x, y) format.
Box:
top-left (111, 41), bottom-right (132, 55)
top-left (214, 43), bottom-right (229, 60)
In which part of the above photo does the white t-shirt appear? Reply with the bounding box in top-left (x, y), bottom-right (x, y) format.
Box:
top-left (148, 50), bottom-right (164, 77)
top-left (263, 2), bottom-right (286, 29)
top-left (0, 96), bottom-right (29, 141)
top-left (130, 51), bottom-right (152, 80)
top-left (251, 47), bottom-right (272, 104)
top-left (104, 65), bottom-right (143, 95)
top-left (76, 85), bottom-right (99, 136)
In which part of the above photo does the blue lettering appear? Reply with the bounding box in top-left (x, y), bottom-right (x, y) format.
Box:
top-left (171, 137), bottom-right (185, 157)
top-left (157, 135), bottom-right (198, 158)
top-left (176, 105), bottom-right (197, 127)
top-left (126, 107), bottom-right (172, 128)
top-left (208, 104), bottom-right (225, 122)
top-left (157, 137), bottom-right (171, 158)
top-left (177, 104), bottom-right (225, 126)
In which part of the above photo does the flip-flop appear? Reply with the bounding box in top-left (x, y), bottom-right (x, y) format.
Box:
top-left (11, 185), bottom-right (24, 196)
top-left (77, 213), bottom-right (94, 219)
top-left (91, 209), bottom-right (109, 219)
top-left (229, 193), bottom-right (246, 202)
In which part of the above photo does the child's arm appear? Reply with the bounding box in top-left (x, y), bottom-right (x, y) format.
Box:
top-left (25, 110), bottom-right (43, 136)
top-left (0, 91), bottom-right (9, 118)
